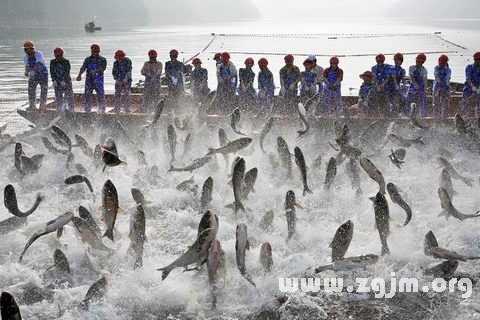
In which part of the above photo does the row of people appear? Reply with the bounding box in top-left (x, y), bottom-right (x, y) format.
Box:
top-left (23, 40), bottom-right (480, 117)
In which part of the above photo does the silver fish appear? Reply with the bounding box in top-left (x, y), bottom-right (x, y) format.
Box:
top-left (64, 175), bottom-right (93, 193)
top-left (373, 192), bottom-right (390, 256)
top-left (4, 184), bottom-right (43, 218)
top-left (259, 117), bottom-right (274, 153)
top-left (386, 182), bottom-right (412, 226)
top-left (315, 254), bottom-right (379, 273)
top-left (259, 242), bottom-right (273, 273)
top-left (324, 157), bottom-right (337, 190)
top-left (277, 137), bottom-right (292, 178)
top-left (101, 180), bottom-right (120, 241)
top-left (157, 210), bottom-right (219, 280)
top-left (360, 157), bottom-right (385, 195)
top-left (235, 223), bottom-right (255, 287)
top-left (128, 205), bottom-right (146, 269)
top-left (294, 146), bottom-right (312, 195)
top-left (330, 220), bottom-right (354, 262)
top-left (19, 211), bottom-right (74, 262)
top-left (168, 156), bottom-right (212, 173)
top-left (207, 138), bottom-right (252, 156)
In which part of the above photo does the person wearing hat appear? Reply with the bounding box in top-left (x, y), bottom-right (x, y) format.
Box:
top-left (49, 47), bottom-right (74, 111)
top-left (279, 54), bottom-right (301, 113)
top-left (321, 56), bottom-right (344, 116)
top-left (141, 49), bottom-right (163, 112)
top-left (309, 55), bottom-right (324, 95)
top-left (213, 53), bottom-right (222, 66)
top-left (407, 53), bottom-right (428, 117)
top-left (433, 54), bottom-right (451, 118)
top-left (76, 44), bottom-right (107, 113)
top-left (391, 53), bottom-right (407, 116)
top-left (462, 52), bottom-right (480, 117)
top-left (112, 49), bottom-right (132, 113)
top-left (216, 52), bottom-right (237, 114)
top-left (371, 54), bottom-right (394, 116)
top-left (357, 71), bottom-right (376, 116)
top-left (300, 58), bottom-right (318, 103)
top-left (257, 58), bottom-right (275, 114)
top-left (23, 40), bottom-right (49, 110)
top-left (238, 57), bottom-right (256, 110)
top-left (165, 49), bottom-right (185, 112)
top-left (190, 58), bottom-right (210, 104)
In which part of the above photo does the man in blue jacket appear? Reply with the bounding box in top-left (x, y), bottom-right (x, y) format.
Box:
top-left (112, 49), bottom-right (132, 113)
top-left (23, 40), bottom-right (48, 110)
top-left (76, 44), bottom-right (107, 113)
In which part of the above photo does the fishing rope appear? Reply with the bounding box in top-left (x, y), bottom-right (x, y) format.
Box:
top-left (215, 50), bottom-right (459, 58)
top-left (215, 32), bottom-right (443, 39)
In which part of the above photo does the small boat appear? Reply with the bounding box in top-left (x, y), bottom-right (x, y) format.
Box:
top-left (84, 20), bottom-right (101, 33)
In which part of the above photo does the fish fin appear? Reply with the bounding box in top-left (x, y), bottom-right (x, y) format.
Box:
top-left (328, 241), bottom-right (332, 248)
top-left (103, 228), bottom-right (114, 241)
top-left (251, 187), bottom-right (256, 193)
top-left (227, 180), bottom-right (233, 187)
top-left (57, 227), bottom-right (63, 238)
top-left (438, 210), bottom-right (447, 217)
top-left (206, 148), bottom-right (215, 155)
top-left (369, 196), bottom-right (376, 202)
top-left (121, 161), bottom-right (128, 166)
top-left (224, 203), bottom-right (235, 210)
top-left (314, 265), bottom-right (328, 273)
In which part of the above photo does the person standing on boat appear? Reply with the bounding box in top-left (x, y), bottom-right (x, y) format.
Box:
top-left (257, 57), bottom-right (275, 114)
top-left (279, 54), bottom-right (300, 114)
top-left (216, 52), bottom-right (237, 114)
top-left (141, 49), bottom-right (163, 112)
top-left (391, 53), bottom-right (407, 116)
top-left (462, 52), bottom-right (480, 117)
top-left (213, 53), bottom-right (222, 66)
top-left (371, 54), bottom-right (394, 116)
top-left (76, 44), bottom-right (107, 113)
top-left (165, 49), bottom-right (185, 112)
top-left (190, 58), bottom-right (210, 104)
top-left (49, 47), bottom-right (74, 112)
top-left (23, 40), bottom-right (48, 110)
top-left (357, 71), bottom-right (376, 116)
top-left (433, 55), bottom-right (451, 118)
top-left (407, 53), bottom-right (428, 117)
top-left (112, 50), bottom-right (132, 113)
top-left (238, 57), bottom-right (256, 111)
top-left (309, 55), bottom-right (324, 96)
top-left (299, 58), bottom-right (318, 104)
top-left (321, 56), bottom-right (344, 116)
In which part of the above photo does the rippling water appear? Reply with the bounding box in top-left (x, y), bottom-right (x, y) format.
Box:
top-left (1, 18), bottom-right (480, 320)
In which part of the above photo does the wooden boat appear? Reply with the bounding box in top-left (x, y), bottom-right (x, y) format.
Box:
top-left (17, 92), bottom-right (464, 132)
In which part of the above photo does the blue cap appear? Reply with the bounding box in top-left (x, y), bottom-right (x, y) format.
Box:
top-left (308, 55), bottom-right (316, 61)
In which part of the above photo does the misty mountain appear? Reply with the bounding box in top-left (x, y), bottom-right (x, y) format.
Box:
top-left (386, 0), bottom-right (479, 18)
top-left (0, 0), bottom-right (259, 27)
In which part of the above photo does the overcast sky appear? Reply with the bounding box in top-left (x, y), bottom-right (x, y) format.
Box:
top-left (251, 0), bottom-right (398, 19)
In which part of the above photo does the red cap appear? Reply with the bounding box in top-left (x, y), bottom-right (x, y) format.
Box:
top-left (221, 52), bottom-right (230, 62)
top-left (473, 52), bottom-right (480, 61)
top-left (284, 54), bottom-right (294, 62)
top-left (359, 71), bottom-right (374, 79)
top-left (438, 54), bottom-right (449, 64)
top-left (170, 49), bottom-right (179, 57)
top-left (376, 54), bottom-right (385, 63)
top-left (416, 53), bottom-right (427, 62)
top-left (53, 47), bottom-right (64, 57)
top-left (114, 50), bottom-right (126, 60)
top-left (90, 43), bottom-right (100, 52)
top-left (330, 56), bottom-right (339, 64)
top-left (244, 57), bottom-right (254, 66)
top-left (192, 58), bottom-right (202, 65)
top-left (148, 49), bottom-right (157, 58)
top-left (303, 58), bottom-right (313, 66)
top-left (214, 52), bottom-right (221, 60)
top-left (258, 58), bottom-right (268, 66)
top-left (393, 52), bottom-right (404, 61)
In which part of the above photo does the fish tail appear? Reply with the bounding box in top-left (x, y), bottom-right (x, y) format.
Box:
top-left (157, 267), bottom-right (172, 280)
top-left (206, 148), bottom-right (215, 156)
top-left (237, 202), bottom-right (246, 213)
top-left (304, 186), bottom-right (313, 196)
top-left (103, 228), bottom-right (114, 241)
top-left (314, 265), bottom-right (328, 273)
top-left (381, 243), bottom-right (390, 256)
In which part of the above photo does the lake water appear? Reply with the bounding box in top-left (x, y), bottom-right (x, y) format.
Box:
top-left (0, 18), bottom-right (480, 320)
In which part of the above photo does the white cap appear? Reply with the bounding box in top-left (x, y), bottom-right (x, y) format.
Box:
top-left (308, 55), bottom-right (316, 61)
